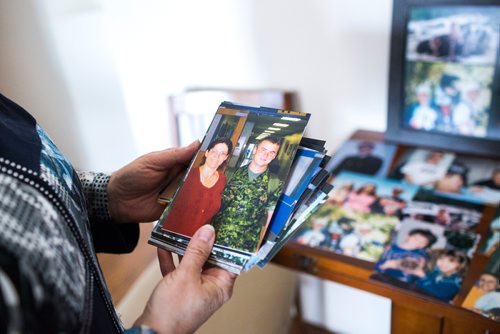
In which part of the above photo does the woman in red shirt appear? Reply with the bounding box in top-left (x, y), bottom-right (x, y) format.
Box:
top-left (162, 137), bottom-right (233, 236)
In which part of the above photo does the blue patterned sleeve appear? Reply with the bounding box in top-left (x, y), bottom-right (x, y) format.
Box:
top-left (77, 171), bottom-right (112, 221)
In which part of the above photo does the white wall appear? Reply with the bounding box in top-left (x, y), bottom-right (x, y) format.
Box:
top-left (1, 0), bottom-right (392, 170)
top-left (0, 0), bottom-right (137, 171)
top-left (99, 0), bottom-right (392, 156)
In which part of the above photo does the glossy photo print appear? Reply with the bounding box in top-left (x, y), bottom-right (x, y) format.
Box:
top-left (462, 249), bottom-right (500, 322)
top-left (373, 218), bottom-right (479, 303)
top-left (385, 3), bottom-right (500, 158)
top-left (403, 5), bottom-right (500, 139)
top-left (294, 172), bottom-right (420, 262)
top-left (150, 102), bottom-right (310, 273)
top-left (325, 139), bottom-right (397, 178)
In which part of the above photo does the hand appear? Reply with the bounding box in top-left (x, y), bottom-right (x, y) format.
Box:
top-left (107, 141), bottom-right (199, 223)
top-left (379, 259), bottom-right (399, 270)
top-left (134, 225), bottom-right (237, 333)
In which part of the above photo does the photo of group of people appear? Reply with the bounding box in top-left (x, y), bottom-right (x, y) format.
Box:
top-left (292, 136), bottom-right (500, 306)
top-left (295, 171), bottom-right (419, 261)
top-left (150, 102), bottom-right (310, 273)
top-left (403, 6), bottom-right (500, 139)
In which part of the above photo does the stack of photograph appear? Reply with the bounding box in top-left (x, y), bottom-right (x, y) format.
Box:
top-left (149, 101), bottom-right (333, 274)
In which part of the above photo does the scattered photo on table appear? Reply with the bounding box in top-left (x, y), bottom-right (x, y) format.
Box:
top-left (293, 172), bottom-right (420, 262)
top-left (433, 155), bottom-right (500, 205)
top-left (325, 139), bottom-right (397, 178)
top-left (462, 249), bottom-right (500, 322)
top-left (401, 201), bottom-right (483, 231)
top-left (327, 172), bottom-right (420, 216)
top-left (393, 220), bottom-right (478, 258)
top-left (480, 208), bottom-right (500, 257)
top-left (389, 148), bottom-right (455, 187)
top-left (372, 219), bottom-right (479, 303)
top-left (389, 148), bottom-right (500, 205)
top-left (294, 205), bottom-right (401, 262)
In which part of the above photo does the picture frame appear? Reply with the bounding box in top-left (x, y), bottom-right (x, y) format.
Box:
top-left (385, 0), bottom-right (500, 158)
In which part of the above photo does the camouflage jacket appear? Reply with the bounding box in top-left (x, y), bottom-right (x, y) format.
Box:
top-left (212, 165), bottom-right (283, 253)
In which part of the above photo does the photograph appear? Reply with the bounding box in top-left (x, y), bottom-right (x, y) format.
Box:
top-left (389, 148), bottom-right (500, 205)
top-left (386, 2), bottom-right (500, 158)
top-left (373, 218), bottom-right (479, 303)
top-left (394, 219), bottom-right (478, 257)
top-left (150, 101), bottom-right (310, 264)
top-left (267, 147), bottom-right (326, 241)
top-left (462, 251), bottom-right (500, 322)
top-left (406, 6), bottom-right (500, 64)
top-left (325, 139), bottom-right (397, 178)
top-left (294, 205), bottom-right (401, 262)
top-left (433, 155), bottom-right (500, 206)
top-left (389, 148), bottom-right (455, 187)
top-left (480, 208), bottom-right (500, 257)
top-left (403, 62), bottom-right (496, 138)
top-left (327, 172), bottom-right (420, 216)
top-left (293, 172), bottom-right (420, 262)
top-left (401, 201), bottom-right (483, 231)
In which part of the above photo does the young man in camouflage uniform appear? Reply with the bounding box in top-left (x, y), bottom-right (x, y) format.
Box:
top-left (212, 137), bottom-right (283, 253)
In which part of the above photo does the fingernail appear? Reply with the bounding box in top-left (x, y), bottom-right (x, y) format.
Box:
top-left (187, 140), bottom-right (200, 148)
top-left (196, 224), bottom-right (215, 242)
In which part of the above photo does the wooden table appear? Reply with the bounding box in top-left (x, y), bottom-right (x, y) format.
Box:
top-left (273, 130), bottom-right (500, 334)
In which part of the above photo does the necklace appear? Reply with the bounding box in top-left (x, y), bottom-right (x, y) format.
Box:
top-left (199, 166), bottom-right (219, 188)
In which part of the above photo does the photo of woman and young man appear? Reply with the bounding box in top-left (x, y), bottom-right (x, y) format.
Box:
top-left (153, 103), bottom-right (310, 263)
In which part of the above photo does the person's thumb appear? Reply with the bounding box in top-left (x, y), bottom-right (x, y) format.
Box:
top-left (180, 224), bottom-right (215, 274)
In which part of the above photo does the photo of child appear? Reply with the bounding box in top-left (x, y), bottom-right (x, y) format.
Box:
top-left (415, 249), bottom-right (469, 302)
top-left (433, 158), bottom-right (500, 205)
top-left (374, 228), bottom-right (437, 283)
top-left (295, 217), bottom-right (329, 248)
top-left (373, 218), bottom-right (477, 303)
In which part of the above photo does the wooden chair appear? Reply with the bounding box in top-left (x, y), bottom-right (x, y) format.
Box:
top-left (168, 88), bottom-right (297, 146)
